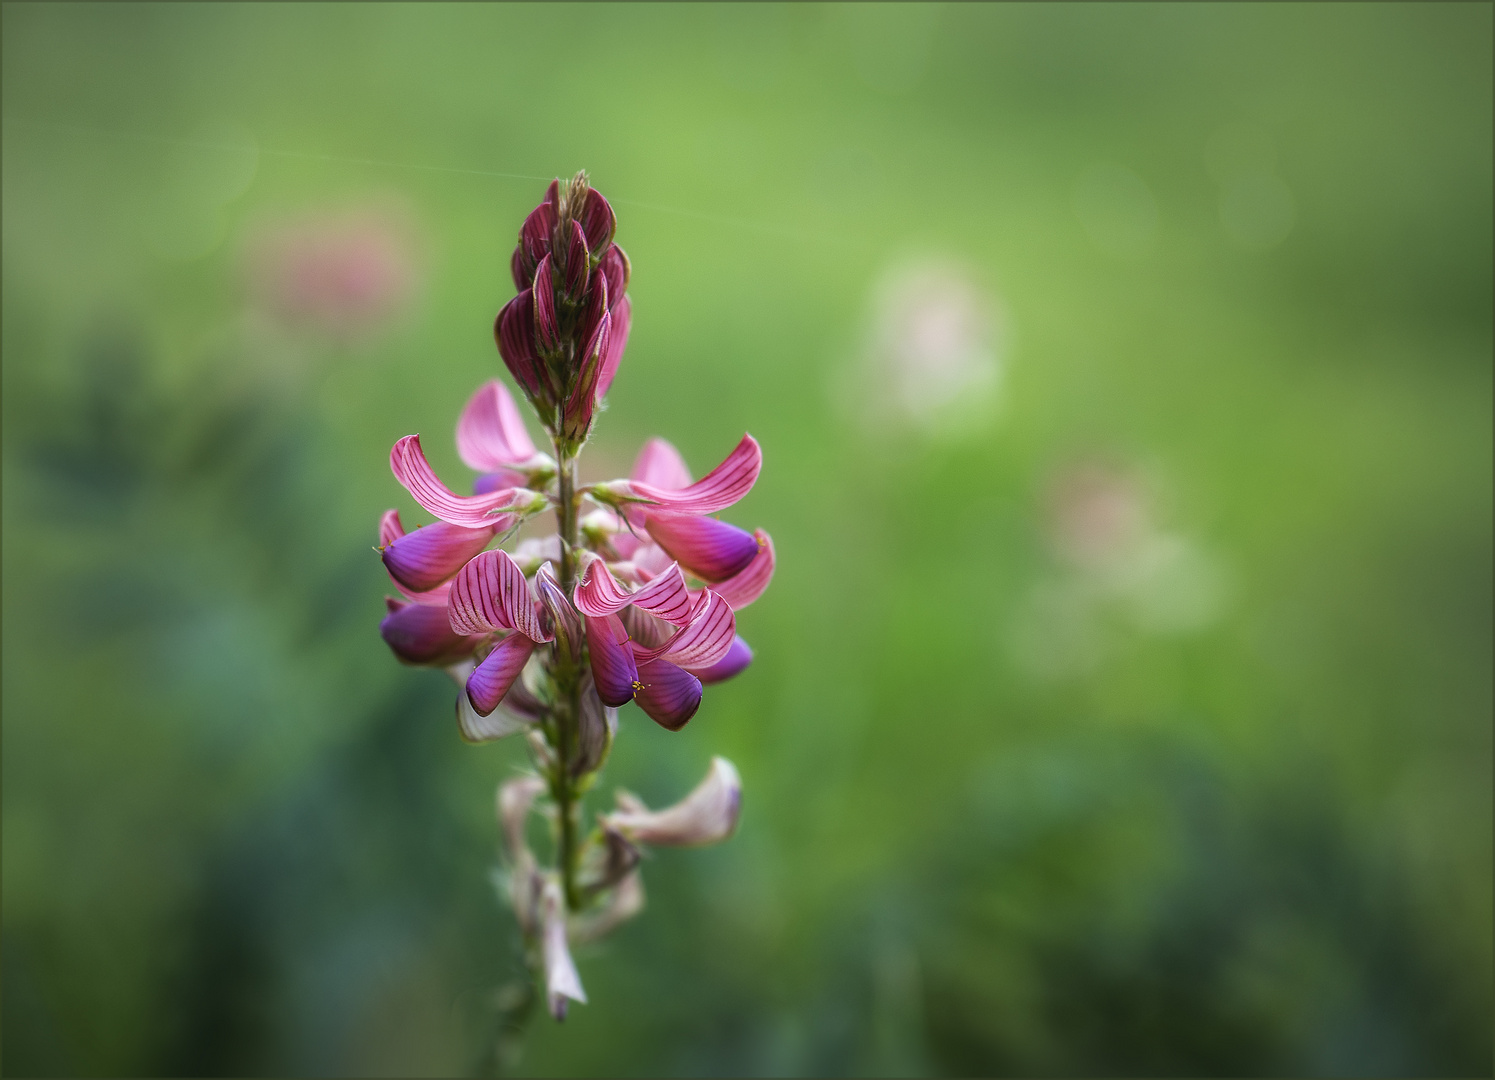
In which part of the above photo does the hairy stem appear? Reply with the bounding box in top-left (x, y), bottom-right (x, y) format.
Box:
top-left (548, 446), bottom-right (583, 910)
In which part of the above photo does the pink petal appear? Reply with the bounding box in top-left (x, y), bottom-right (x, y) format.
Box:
top-left (382, 521), bottom-right (497, 594)
top-left (466, 633), bottom-right (537, 716)
top-left (378, 509), bottom-right (405, 548)
top-left (596, 294), bottom-right (631, 401)
top-left (693, 634), bottom-right (754, 685)
top-left (390, 435), bottom-right (543, 529)
top-left (456, 380), bottom-right (538, 470)
top-left (579, 187), bottom-right (616, 253)
top-left (380, 600), bottom-right (481, 667)
top-left (646, 514), bottom-right (759, 582)
top-left (638, 589), bottom-right (735, 670)
top-left (622, 434), bottom-right (761, 516)
top-left (584, 613), bottom-right (638, 707)
top-left (513, 198), bottom-right (557, 289)
top-left (630, 437), bottom-right (692, 489)
top-left (597, 244), bottom-right (630, 307)
top-left (709, 529), bottom-right (775, 610)
top-left (448, 549), bottom-right (552, 641)
top-left (473, 468), bottom-right (529, 495)
top-left (495, 292), bottom-right (545, 401)
top-left (573, 558), bottom-right (693, 626)
top-left (631, 658), bottom-right (702, 731)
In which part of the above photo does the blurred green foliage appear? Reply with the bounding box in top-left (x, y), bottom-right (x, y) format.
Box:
top-left (2, 3), bottom-right (1490, 1076)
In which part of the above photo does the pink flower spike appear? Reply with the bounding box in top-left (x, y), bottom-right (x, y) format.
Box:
top-left (709, 529), bottom-right (776, 611)
top-left (381, 599), bottom-right (482, 667)
top-left (390, 435), bottom-right (547, 529)
top-left (456, 380), bottom-right (540, 471)
top-left (584, 613), bottom-right (638, 707)
top-left (573, 557), bottom-right (694, 627)
top-left (382, 521), bottom-right (498, 594)
top-left (646, 514), bottom-right (759, 582)
top-left (600, 435), bottom-right (761, 517)
top-left (533, 254), bottom-right (560, 355)
top-left (466, 633), bottom-right (537, 716)
top-left (448, 549), bottom-right (552, 641)
top-left (631, 658), bottom-right (702, 730)
top-left (695, 635), bottom-right (753, 685)
top-left (630, 437), bottom-right (692, 489)
top-left (636, 589), bottom-right (736, 670)
top-left (595, 295), bottom-right (631, 401)
top-left (379, 509), bottom-right (405, 548)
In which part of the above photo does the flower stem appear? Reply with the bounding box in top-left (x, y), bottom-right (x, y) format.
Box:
top-left (549, 444), bottom-right (583, 910)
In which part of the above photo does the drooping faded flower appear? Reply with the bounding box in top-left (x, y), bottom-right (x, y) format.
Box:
top-left (373, 173), bottom-right (773, 1021)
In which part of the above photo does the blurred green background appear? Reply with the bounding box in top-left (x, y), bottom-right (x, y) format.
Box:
top-left (3, 3), bottom-right (1490, 1076)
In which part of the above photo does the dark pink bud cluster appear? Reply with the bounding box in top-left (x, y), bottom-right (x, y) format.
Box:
top-left (373, 175), bottom-right (773, 1022)
top-left (496, 174), bottom-right (632, 449)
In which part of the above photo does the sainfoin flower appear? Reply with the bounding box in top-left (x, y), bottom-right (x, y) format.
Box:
top-left (373, 173), bottom-right (773, 1022)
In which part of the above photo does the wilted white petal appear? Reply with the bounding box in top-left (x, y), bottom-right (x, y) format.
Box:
top-left (577, 822), bottom-right (640, 898)
top-left (457, 689), bottom-right (533, 743)
top-left (497, 775), bottom-right (546, 860)
top-left (570, 870), bottom-right (646, 945)
top-left (541, 879), bottom-right (587, 1019)
top-left (605, 756), bottom-right (742, 847)
top-left (571, 675), bottom-right (618, 778)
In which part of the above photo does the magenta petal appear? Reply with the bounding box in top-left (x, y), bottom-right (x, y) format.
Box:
top-left (380, 601), bottom-right (480, 667)
top-left (650, 590), bottom-right (736, 670)
top-left (579, 187), bottom-right (616, 253)
top-left (467, 633), bottom-right (536, 716)
top-left (627, 434), bottom-right (761, 515)
top-left (632, 658), bottom-right (702, 731)
top-left (598, 244), bottom-right (630, 307)
top-left (646, 514), bottom-right (759, 582)
top-left (379, 509), bottom-right (405, 548)
top-left (532, 254), bottom-right (560, 355)
top-left (495, 292), bottom-right (544, 400)
top-left (585, 613), bottom-right (638, 707)
top-left (713, 529), bottom-right (775, 610)
top-left (390, 435), bottom-right (540, 529)
top-left (574, 558), bottom-right (693, 627)
top-left (596, 294), bottom-right (630, 401)
top-left (536, 562), bottom-right (582, 658)
top-left (449, 549), bottom-right (551, 641)
top-left (515, 199), bottom-right (557, 288)
top-left (630, 437), bottom-right (692, 489)
top-left (456, 380), bottom-right (538, 470)
top-left (692, 634), bottom-right (753, 685)
top-left (382, 521), bottom-right (497, 594)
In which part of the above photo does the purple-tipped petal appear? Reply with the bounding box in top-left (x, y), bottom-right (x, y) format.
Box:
top-left (379, 509), bottom-right (405, 548)
top-left (639, 589), bottom-right (736, 670)
top-left (606, 757), bottom-right (742, 846)
top-left (585, 613), bottom-right (638, 707)
top-left (536, 562), bottom-right (582, 658)
top-left (457, 687), bottom-right (533, 743)
top-left (692, 634), bottom-right (753, 685)
top-left (380, 600), bottom-right (481, 667)
top-left (532, 254), bottom-right (561, 355)
top-left (573, 557), bottom-right (694, 627)
top-left (579, 187), bottom-right (616, 253)
top-left (514, 198), bottom-right (558, 289)
top-left (448, 549), bottom-right (551, 641)
top-left (560, 218), bottom-right (589, 297)
top-left (382, 521), bottom-right (497, 594)
top-left (630, 437), bottom-right (692, 489)
top-left (712, 529), bottom-right (775, 610)
top-left (495, 292), bottom-right (545, 400)
top-left (631, 657), bottom-right (702, 731)
top-left (466, 633), bottom-right (537, 716)
top-left (456, 380), bottom-right (538, 470)
top-left (646, 514), bottom-right (759, 582)
top-left (390, 435), bottom-right (545, 529)
top-left (598, 244), bottom-right (630, 308)
top-left (596, 295), bottom-right (631, 401)
top-left (541, 879), bottom-right (587, 1019)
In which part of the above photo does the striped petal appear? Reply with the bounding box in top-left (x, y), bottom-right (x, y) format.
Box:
top-left (495, 291), bottom-right (545, 401)
top-left (513, 197), bottom-right (557, 288)
top-left (532, 254), bottom-right (560, 355)
top-left (646, 514), bottom-right (759, 582)
top-left (709, 529), bottom-right (775, 611)
top-left (602, 434), bottom-right (761, 516)
top-left (382, 521), bottom-right (497, 594)
top-left (597, 245), bottom-right (630, 314)
top-left (456, 380), bottom-right (538, 470)
top-left (631, 658), bottom-right (702, 731)
top-left (605, 757), bottom-right (742, 847)
top-left (636, 590), bottom-right (736, 670)
top-left (380, 599), bottom-right (481, 667)
top-left (448, 549), bottom-right (551, 641)
top-left (630, 437), bottom-right (692, 489)
top-left (378, 508), bottom-right (405, 548)
top-left (579, 186), bottom-right (616, 253)
top-left (466, 633), bottom-right (537, 716)
top-left (574, 557), bottom-right (693, 627)
top-left (560, 218), bottom-right (589, 297)
top-left (390, 435), bottom-right (545, 529)
top-left (693, 634), bottom-right (754, 685)
top-left (584, 613), bottom-right (638, 708)
top-left (596, 294), bottom-right (631, 401)
top-left (536, 562), bottom-right (582, 658)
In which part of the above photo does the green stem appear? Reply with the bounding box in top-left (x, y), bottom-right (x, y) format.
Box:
top-left (549, 447), bottom-right (583, 910)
